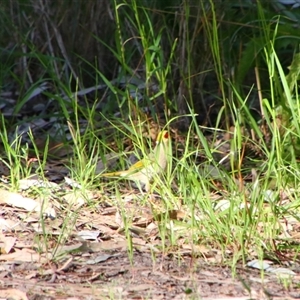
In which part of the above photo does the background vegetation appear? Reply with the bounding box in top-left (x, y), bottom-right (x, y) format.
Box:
top-left (1, 1), bottom-right (300, 124)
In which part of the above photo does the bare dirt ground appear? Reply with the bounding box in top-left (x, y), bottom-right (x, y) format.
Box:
top-left (1, 248), bottom-right (300, 300)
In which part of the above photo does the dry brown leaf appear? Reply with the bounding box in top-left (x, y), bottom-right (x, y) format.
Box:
top-left (127, 284), bottom-right (153, 292)
top-left (0, 288), bottom-right (28, 300)
top-left (18, 178), bottom-right (59, 190)
top-left (99, 215), bottom-right (121, 229)
top-left (63, 189), bottom-right (95, 207)
top-left (0, 233), bottom-right (16, 254)
top-left (63, 192), bottom-right (86, 207)
top-left (0, 248), bottom-right (41, 262)
top-left (0, 189), bottom-right (55, 218)
top-left (0, 218), bottom-right (20, 231)
top-left (77, 230), bottom-right (100, 240)
top-left (0, 190), bottom-right (40, 211)
top-left (79, 240), bottom-right (127, 252)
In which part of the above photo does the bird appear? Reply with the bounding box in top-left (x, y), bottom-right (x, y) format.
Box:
top-left (101, 130), bottom-right (171, 191)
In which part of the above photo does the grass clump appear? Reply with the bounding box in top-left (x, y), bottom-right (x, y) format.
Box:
top-left (1, 3), bottom-right (300, 296)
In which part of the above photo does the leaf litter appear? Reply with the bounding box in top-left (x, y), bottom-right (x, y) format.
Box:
top-left (0, 179), bottom-right (299, 299)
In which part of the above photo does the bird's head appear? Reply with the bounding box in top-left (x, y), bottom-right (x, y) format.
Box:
top-left (156, 130), bottom-right (170, 144)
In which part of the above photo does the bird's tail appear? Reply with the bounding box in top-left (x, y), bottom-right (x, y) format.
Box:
top-left (101, 171), bottom-right (125, 177)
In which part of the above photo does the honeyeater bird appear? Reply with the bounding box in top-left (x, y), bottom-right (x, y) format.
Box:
top-left (101, 130), bottom-right (170, 191)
